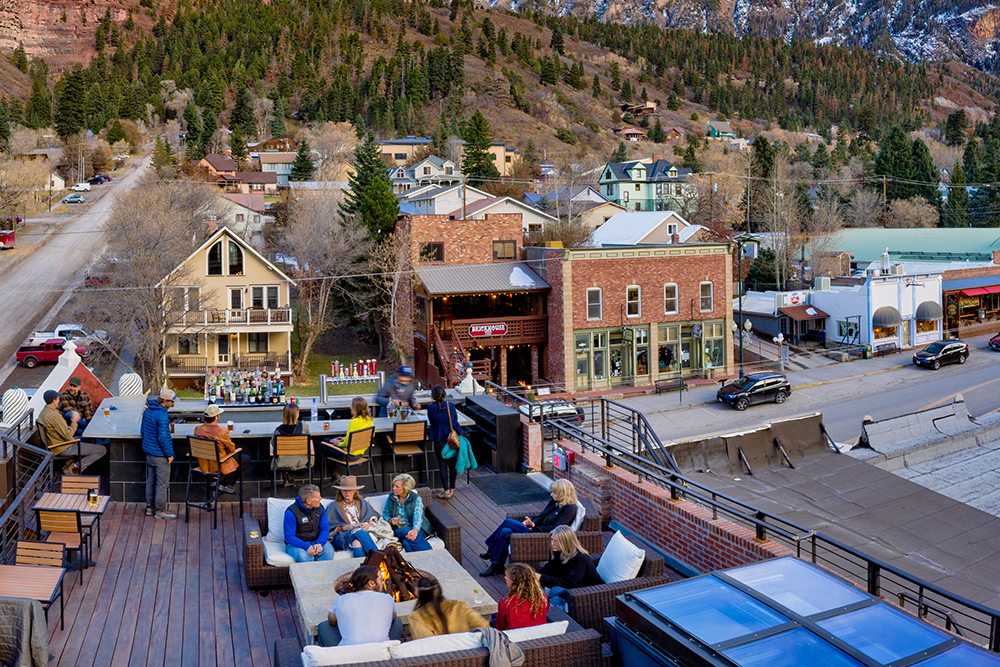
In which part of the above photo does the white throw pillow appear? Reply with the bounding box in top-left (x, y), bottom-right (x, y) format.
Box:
top-left (301, 640), bottom-right (399, 667)
top-left (570, 502), bottom-right (586, 531)
top-left (503, 620), bottom-right (569, 643)
top-left (388, 632), bottom-right (483, 659)
top-left (365, 493), bottom-right (388, 520)
top-left (596, 531), bottom-right (645, 584)
top-left (263, 539), bottom-right (296, 567)
top-left (266, 497), bottom-right (333, 544)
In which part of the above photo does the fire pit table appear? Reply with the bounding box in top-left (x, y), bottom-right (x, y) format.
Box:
top-left (290, 549), bottom-right (498, 643)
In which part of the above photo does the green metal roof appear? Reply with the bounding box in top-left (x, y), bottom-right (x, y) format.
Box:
top-left (810, 229), bottom-right (1000, 264)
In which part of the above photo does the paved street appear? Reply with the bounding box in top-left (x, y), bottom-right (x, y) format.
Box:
top-left (0, 159), bottom-right (148, 387)
top-left (620, 331), bottom-right (1000, 445)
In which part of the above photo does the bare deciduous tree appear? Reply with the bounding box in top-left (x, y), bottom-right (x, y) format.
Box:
top-left (884, 196), bottom-right (939, 228)
top-left (278, 191), bottom-right (371, 380)
top-left (843, 189), bottom-right (883, 228)
top-left (0, 156), bottom-right (49, 218)
top-left (304, 122), bottom-right (359, 180)
top-left (254, 97), bottom-right (274, 141)
top-left (367, 223), bottom-right (413, 364)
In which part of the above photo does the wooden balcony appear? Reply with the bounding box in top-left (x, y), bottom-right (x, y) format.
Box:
top-left (451, 315), bottom-right (547, 347)
top-left (165, 308), bottom-right (292, 328)
top-left (166, 354), bottom-right (290, 376)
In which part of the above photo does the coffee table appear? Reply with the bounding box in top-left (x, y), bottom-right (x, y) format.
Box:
top-left (290, 550), bottom-right (497, 642)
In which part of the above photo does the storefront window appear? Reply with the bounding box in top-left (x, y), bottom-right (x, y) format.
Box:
top-left (704, 339), bottom-right (724, 367)
top-left (594, 350), bottom-right (605, 379)
top-left (593, 332), bottom-right (607, 348)
top-left (575, 334), bottom-right (590, 350)
top-left (576, 354), bottom-right (589, 377)
top-left (610, 348), bottom-right (623, 378)
top-left (873, 326), bottom-right (897, 340)
top-left (658, 344), bottom-right (676, 370)
top-left (636, 347), bottom-right (648, 375)
top-left (916, 320), bottom-right (937, 333)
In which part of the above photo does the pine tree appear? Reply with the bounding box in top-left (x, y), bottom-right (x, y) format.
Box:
top-left (462, 109), bottom-right (500, 187)
top-left (519, 139), bottom-right (540, 177)
top-left (682, 143), bottom-right (701, 172)
top-left (946, 161), bottom-right (970, 228)
top-left (183, 100), bottom-right (202, 140)
top-left (231, 87), bottom-right (255, 138)
top-left (290, 140), bottom-right (315, 181)
top-left (944, 109), bottom-right (968, 147)
top-left (872, 125), bottom-right (913, 202)
top-left (229, 127), bottom-right (248, 169)
top-left (12, 42), bottom-right (28, 72)
top-left (621, 79), bottom-right (633, 102)
top-left (667, 91), bottom-right (680, 111)
top-left (0, 104), bottom-right (10, 150)
top-left (550, 26), bottom-right (564, 55)
top-left (592, 74), bottom-right (601, 99)
top-left (270, 98), bottom-right (286, 137)
top-left (648, 118), bottom-right (665, 143)
top-left (911, 138), bottom-right (939, 208)
top-left (610, 62), bottom-right (620, 91)
top-left (200, 109), bottom-right (218, 152)
top-left (54, 68), bottom-right (87, 138)
top-left (107, 119), bottom-right (126, 145)
top-left (150, 135), bottom-right (176, 174)
top-left (341, 133), bottom-right (399, 241)
top-left (610, 141), bottom-right (628, 163)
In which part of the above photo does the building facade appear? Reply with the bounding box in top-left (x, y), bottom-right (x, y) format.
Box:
top-left (598, 158), bottom-right (696, 213)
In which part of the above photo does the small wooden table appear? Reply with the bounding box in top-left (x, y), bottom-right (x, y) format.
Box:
top-left (33, 492), bottom-right (110, 514)
top-left (0, 564), bottom-right (66, 627)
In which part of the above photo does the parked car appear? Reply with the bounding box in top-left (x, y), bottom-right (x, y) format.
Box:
top-left (0, 229), bottom-right (13, 250)
top-left (62, 194), bottom-right (86, 204)
top-left (28, 323), bottom-right (108, 347)
top-left (70, 182), bottom-right (91, 192)
top-left (989, 332), bottom-right (1000, 351)
top-left (17, 339), bottom-right (89, 368)
top-left (518, 400), bottom-right (586, 437)
top-left (912, 340), bottom-right (969, 370)
top-left (87, 176), bottom-right (104, 185)
top-left (0, 215), bottom-right (23, 225)
top-left (717, 372), bottom-right (792, 411)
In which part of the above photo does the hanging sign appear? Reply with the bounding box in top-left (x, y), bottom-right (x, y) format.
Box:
top-left (469, 323), bottom-right (508, 337)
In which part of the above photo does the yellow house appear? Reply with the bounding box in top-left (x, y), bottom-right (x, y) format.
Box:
top-left (157, 227), bottom-right (296, 387)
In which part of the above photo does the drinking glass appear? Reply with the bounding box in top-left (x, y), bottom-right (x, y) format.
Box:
top-left (227, 421), bottom-right (234, 432)
top-left (473, 589), bottom-right (485, 604)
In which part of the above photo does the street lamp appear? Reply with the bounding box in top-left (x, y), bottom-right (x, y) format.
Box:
top-left (732, 233), bottom-right (752, 377)
top-left (773, 333), bottom-right (784, 372)
top-left (731, 318), bottom-right (753, 378)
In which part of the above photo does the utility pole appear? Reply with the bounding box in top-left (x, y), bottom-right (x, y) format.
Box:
top-left (882, 175), bottom-right (887, 226)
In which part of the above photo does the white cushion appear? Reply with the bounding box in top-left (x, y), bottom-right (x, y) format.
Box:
top-left (301, 640), bottom-right (399, 667)
top-left (388, 632), bottom-right (482, 659)
top-left (263, 539), bottom-right (296, 566)
top-left (502, 620), bottom-right (569, 643)
top-left (427, 536), bottom-right (445, 550)
top-left (570, 502), bottom-right (586, 531)
top-left (596, 531), bottom-right (645, 584)
top-left (365, 493), bottom-right (388, 517)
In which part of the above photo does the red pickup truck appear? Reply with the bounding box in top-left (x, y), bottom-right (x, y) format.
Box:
top-left (17, 339), bottom-right (89, 368)
top-left (0, 229), bottom-right (13, 250)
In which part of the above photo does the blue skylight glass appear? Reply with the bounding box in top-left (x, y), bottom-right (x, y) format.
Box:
top-left (722, 627), bottom-right (865, 667)
top-left (913, 645), bottom-right (1000, 667)
top-left (632, 576), bottom-right (789, 645)
top-left (726, 557), bottom-right (869, 616)
top-left (817, 604), bottom-right (947, 664)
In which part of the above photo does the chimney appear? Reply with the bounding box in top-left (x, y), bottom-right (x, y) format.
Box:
top-left (207, 219), bottom-right (218, 235)
top-left (651, 153), bottom-right (663, 163)
top-left (994, 250), bottom-right (1000, 265)
top-left (671, 233), bottom-right (679, 244)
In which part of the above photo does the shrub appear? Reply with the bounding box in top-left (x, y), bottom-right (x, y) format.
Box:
top-left (556, 127), bottom-right (578, 145)
top-left (584, 118), bottom-right (599, 133)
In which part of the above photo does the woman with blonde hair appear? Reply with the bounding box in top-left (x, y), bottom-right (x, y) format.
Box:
top-left (271, 403), bottom-right (306, 485)
top-left (383, 473), bottom-right (433, 551)
top-left (409, 576), bottom-right (488, 638)
top-left (479, 478), bottom-right (579, 577)
top-left (497, 563), bottom-right (549, 630)
top-left (323, 396), bottom-right (374, 483)
top-left (537, 525), bottom-right (601, 611)
top-left (327, 476), bottom-right (379, 557)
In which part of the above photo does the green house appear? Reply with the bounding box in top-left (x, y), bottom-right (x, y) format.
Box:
top-left (597, 158), bottom-right (697, 213)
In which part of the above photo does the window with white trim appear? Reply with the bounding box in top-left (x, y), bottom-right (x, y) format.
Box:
top-left (700, 282), bottom-right (713, 312)
top-left (626, 286), bottom-right (641, 317)
top-left (586, 288), bottom-right (602, 320)
top-left (664, 284), bottom-right (678, 314)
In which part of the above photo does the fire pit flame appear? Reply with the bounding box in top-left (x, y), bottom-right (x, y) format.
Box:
top-left (336, 546), bottom-right (426, 603)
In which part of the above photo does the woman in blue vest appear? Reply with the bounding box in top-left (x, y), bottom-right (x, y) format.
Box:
top-left (383, 473), bottom-right (433, 551)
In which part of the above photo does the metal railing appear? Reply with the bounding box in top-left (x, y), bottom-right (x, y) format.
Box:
top-left (165, 307), bottom-right (292, 327)
top-left (545, 416), bottom-right (1000, 652)
top-left (1, 410), bottom-right (54, 564)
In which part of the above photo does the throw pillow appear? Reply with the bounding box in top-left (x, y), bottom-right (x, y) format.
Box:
top-left (388, 632), bottom-right (483, 659)
top-left (503, 620), bottom-right (569, 643)
top-left (570, 501), bottom-right (586, 531)
top-left (365, 493), bottom-right (388, 520)
top-left (595, 531), bottom-right (645, 584)
top-left (301, 640), bottom-right (399, 667)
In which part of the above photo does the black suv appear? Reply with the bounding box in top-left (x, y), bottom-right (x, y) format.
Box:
top-left (717, 372), bottom-right (792, 411)
top-left (912, 340), bottom-right (969, 370)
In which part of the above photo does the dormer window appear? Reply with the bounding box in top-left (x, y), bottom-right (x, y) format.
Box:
top-left (228, 242), bottom-right (244, 275)
top-left (208, 242), bottom-right (223, 275)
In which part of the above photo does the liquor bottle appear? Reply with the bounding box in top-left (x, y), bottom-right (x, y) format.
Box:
top-left (311, 398), bottom-right (318, 423)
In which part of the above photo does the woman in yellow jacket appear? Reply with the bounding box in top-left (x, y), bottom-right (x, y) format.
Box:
top-left (408, 576), bottom-right (488, 638)
top-left (323, 397), bottom-right (374, 483)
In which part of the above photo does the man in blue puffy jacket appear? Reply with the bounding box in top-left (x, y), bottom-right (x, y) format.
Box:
top-left (142, 387), bottom-right (177, 519)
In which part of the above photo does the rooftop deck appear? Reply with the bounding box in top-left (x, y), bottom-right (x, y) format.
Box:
top-left (41, 469), bottom-right (599, 666)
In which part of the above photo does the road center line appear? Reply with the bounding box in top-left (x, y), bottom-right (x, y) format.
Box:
top-left (918, 376), bottom-right (1000, 412)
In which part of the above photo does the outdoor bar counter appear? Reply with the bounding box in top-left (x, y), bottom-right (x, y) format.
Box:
top-left (84, 395), bottom-right (472, 502)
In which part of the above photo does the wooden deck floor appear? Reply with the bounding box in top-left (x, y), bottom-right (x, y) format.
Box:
top-left (44, 469), bottom-right (548, 666)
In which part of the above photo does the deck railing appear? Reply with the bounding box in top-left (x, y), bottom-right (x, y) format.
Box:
top-left (165, 308), bottom-right (292, 327)
top-left (0, 410), bottom-right (53, 564)
top-left (545, 416), bottom-right (1000, 652)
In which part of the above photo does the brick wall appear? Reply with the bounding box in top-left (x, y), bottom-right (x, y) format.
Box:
top-left (554, 439), bottom-right (793, 573)
top-left (538, 248), bottom-right (566, 385)
top-left (406, 214), bottom-right (524, 266)
top-left (522, 418), bottom-right (542, 472)
top-left (942, 265), bottom-right (1000, 281)
top-left (569, 250), bottom-right (730, 330)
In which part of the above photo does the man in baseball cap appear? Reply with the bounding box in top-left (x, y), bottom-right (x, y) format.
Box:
top-left (375, 365), bottom-right (420, 415)
top-left (38, 388), bottom-right (106, 475)
top-left (193, 403), bottom-right (249, 496)
top-left (59, 376), bottom-right (94, 437)
top-left (142, 387), bottom-right (177, 518)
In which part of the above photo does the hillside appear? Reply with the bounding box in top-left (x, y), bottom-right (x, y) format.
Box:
top-left (0, 0), bottom-right (996, 158)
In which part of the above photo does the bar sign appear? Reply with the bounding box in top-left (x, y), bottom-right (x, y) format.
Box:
top-left (469, 323), bottom-right (508, 337)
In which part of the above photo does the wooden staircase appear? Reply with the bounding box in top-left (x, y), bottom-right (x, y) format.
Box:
top-left (433, 326), bottom-right (491, 387)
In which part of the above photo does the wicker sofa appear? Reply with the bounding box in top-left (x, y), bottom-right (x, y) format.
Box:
top-left (273, 607), bottom-right (601, 667)
top-left (243, 487), bottom-right (461, 590)
top-left (506, 497), bottom-right (604, 564)
top-left (562, 533), bottom-right (680, 642)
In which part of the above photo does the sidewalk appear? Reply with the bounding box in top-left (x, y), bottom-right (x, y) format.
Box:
top-left (618, 331), bottom-right (998, 416)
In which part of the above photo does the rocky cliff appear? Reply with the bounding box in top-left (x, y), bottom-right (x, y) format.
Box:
top-left (0, 0), bottom-right (128, 68)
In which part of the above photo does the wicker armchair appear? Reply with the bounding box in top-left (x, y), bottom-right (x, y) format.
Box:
top-left (506, 497), bottom-right (603, 564)
top-left (563, 533), bottom-right (681, 642)
top-left (243, 487), bottom-right (461, 590)
top-left (273, 607), bottom-right (601, 667)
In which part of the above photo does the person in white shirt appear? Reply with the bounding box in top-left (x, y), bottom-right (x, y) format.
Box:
top-left (317, 566), bottom-right (401, 646)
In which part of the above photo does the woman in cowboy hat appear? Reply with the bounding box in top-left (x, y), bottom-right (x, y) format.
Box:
top-left (326, 476), bottom-right (379, 557)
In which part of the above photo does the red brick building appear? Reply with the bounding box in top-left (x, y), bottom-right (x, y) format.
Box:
top-left (526, 243), bottom-right (733, 390)
top-left (404, 213), bottom-right (733, 392)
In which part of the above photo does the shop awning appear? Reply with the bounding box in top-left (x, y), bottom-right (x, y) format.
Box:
top-left (778, 305), bottom-right (830, 321)
top-left (872, 306), bottom-right (902, 327)
top-left (960, 286), bottom-right (1000, 297)
top-left (915, 301), bottom-right (943, 321)
top-left (416, 262), bottom-right (550, 296)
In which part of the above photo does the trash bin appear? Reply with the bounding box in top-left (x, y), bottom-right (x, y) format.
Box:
top-left (861, 345), bottom-right (872, 359)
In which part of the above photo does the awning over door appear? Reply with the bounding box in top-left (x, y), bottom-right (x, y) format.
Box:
top-left (960, 286), bottom-right (1000, 297)
top-left (778, 305), bottom-right (830, 321)
top-left (872, 306), bottom-right (902, 327)
top-left (915, 301), bottom-right (943, 321)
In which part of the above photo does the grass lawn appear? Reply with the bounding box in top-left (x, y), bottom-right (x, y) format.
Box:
top-left (286, 352), bottom-right (378, 397)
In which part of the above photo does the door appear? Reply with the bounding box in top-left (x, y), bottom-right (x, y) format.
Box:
top-left (680, 341), bottom-right (691, 370)
top-left (217, 334), bottom-right (230, 365)
top-left (901, 320), bottom-right (911, 347)
top-left (748, 380), bottom-right (769, 405)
